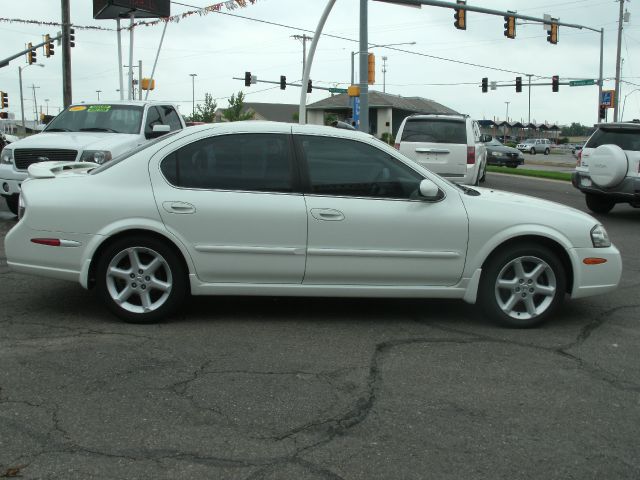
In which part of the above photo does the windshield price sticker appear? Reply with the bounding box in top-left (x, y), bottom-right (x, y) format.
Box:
top-left (87, 105), bottom-right (112, 112)
top-left (69, 106), bottom-right (87, 112)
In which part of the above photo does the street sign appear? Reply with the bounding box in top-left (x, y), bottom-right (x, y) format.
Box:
top-left (601, 90), bottom-right (615, 108)
top-left (490, 81), bottom-right (497, 91)
top-left (353, 97), bottom-right (360, 128)
top-left (569, 79), bottom-right (596, 87)
top-left (329, 87), bottom-right (348, 94)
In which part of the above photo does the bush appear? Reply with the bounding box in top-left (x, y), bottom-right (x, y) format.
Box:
top-left (381, 132), bottom-right (395, 145)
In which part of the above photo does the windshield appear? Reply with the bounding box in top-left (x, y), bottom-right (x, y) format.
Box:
top-left (488, 138), bottom-right (503, 146)
top-left (522, 138), bottom-right (536, 143)
top-left (45, 104), bottom-right (144, 134)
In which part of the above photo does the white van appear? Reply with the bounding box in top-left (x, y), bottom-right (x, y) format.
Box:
top-left (0, 101), bottom-right (185, 215)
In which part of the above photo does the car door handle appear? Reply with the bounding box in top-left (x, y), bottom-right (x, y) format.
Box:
top-left (415, 148), bottom-right (433, 153)
top-left (163, 201), bottom-right (196, 214)
top-left (310, 208), bottom-right (345, 221)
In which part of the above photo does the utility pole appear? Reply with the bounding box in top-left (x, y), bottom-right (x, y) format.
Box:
top-left (613, 0), bottom-right (625, 122)
top-left (527, 74), bottom-right (532, 124)
top-left (61, 0), bottom-right (72, 107)
top-left (292, 34), bottom-right (313, 80)
top-left (31, 84), bottom-right (40, 125)
top-left (96, 90), bottom-right (101, 101)
top-left (382, 56), bottom-right (388, 93)
top-left (359, 0), bottom-right (368, 133)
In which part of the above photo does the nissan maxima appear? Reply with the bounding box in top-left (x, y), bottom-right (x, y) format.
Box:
top-left (5, 122), bottom-right (622, 327)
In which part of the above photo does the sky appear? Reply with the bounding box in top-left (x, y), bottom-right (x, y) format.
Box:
top-left (0, 0), bottom-right (638, 127)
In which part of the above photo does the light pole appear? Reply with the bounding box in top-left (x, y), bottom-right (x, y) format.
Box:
top-left (382, 56), bottom-right (388, 93)
top-left (18, 63), bottom-right (44, 135)
top-left (621, 88), bottom-right (640, 120)
top-left (504, 101), bottom-right (510, 140)
top-left (505, 101), bottom-right (510, 122)
top-left (189, 73), bottom-right (197, 118)
top-left (44, 99), bottom-right (50, 115)
top-left (96, 90), bottom-right (102, 101)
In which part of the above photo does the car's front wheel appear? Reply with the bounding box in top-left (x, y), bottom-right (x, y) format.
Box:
top-left (585, 193), bottom-right (615, 214)
top-left (4, 194), bottom-right (18, 216)
top-left (544, 148), bottom-right (550, 155)
top-left (479, 243), bottom-right (566, 328)
top-left (95, 235), bottom-right (188, 323)
top-left (530, 147), bottom-right (536, 155)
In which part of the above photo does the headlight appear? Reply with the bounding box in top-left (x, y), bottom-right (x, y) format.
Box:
top-left (80, 150), bottom-right (112, 164)
top-left (491, 152), bottom-right (503, 157)
top-left (1, 148), bottom-right (13, 164)
top-left (591, 224), bottom-right (611, 248)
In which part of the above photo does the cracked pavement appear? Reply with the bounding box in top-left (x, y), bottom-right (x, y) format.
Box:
top-left (1, 175), bottom-right (639, 479)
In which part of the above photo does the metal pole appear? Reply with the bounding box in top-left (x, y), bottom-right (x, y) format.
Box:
top-left (382, 56), bottom-right (387, 93)
top-left (299, 0), bottom-right (336, 124)
top-left (190, 73), bottom-right (197, 117)
top-left (527, 74), bottom-right (532, 124)
top-left (138, 59), bottom-right (142, 100)
top-left (128, 13), bottom-right (135, 101)
top-left (351, 51), bottom-right (355, 123)
top-left (117, 18), bottom-right (124, 101)
top-left (145, 19), bottom-right (169, 101)
top-left (359, 0), bottom-right (368, 133)
top-left (96, 90), bottom-right (101, 101)
top-left (18, 67), bottom-right (25, 134)
top-left (613, 0), bottom-right (624, 122)
top-left (31, 85), bottom-right (38, 125)
top-left (61, 0), bottom-right (72, 107)
top-left (598, 28), bottom-right (604, 123)
top-left (505, 101), bottom-right (510, 122)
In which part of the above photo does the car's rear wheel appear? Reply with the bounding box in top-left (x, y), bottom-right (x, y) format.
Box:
top-left (530, 147), bottom-right (536, 155)
top-left (507, 163), bottom-right (518, 168)
top-left (479, 243), bottom-right (566, 328)
top-left (4, 194), bottom-right (18, 216)
top-left (585, 193), bottom-right (616, 214)
top-left (95, 235), bottom-right (187, 323)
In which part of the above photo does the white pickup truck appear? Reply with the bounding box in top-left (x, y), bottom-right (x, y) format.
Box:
top-left (0, 100), bottom-right (185, 215)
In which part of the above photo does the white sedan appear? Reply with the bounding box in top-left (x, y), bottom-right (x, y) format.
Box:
top-left (5, 122), bottom-right (622, 327)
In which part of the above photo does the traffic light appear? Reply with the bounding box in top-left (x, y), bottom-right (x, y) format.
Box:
top-left (69, 28), bottom-right (75, 48)
top-left (368, 53), bottom-right (375, 85)
top-left (280, 75), bottom-right (286, 90)
top-left (0, 112), bottom-right (8, 120)
top-left (0, 91), bottom-right (8, 109)
top-left (504, 15), bottom-right (516, 39)
top-left (515, 76), bottom-right (522, 93)
top-left (552, 75), bottom-right (559, 92)
top-left (307, 79), bottom-right (312, 93)
top-left (44, 34), bottom-right (54, 57)
top-left (454, 0), bottom-right (466, 30)
top-left (599, 105), bottom-right (606, 121)
top-left (547, 22), bottom-right (558, 44)
top-left (244, 71), bottom-right (251, 87)
top-left (481, 77), bottom-right (488, 93)
top-left (27, 43), bottom-right (36, 65)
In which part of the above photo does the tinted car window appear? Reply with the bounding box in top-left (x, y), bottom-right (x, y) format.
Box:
top-left (161, 133), bottom-right (294, 192)
top-left (401, 119), bottom-right (466, 144)
top-left (297, 135), bottom-right (423, 199)
top-left (145, 107), bottom-right (163, 136)
top-left (160, 106), bottom-right (182, 131)
top-left (585, 128), bottom-right (640, 151)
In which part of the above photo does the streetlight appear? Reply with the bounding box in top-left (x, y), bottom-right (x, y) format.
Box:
top-left (189, 73), bottom-right (197, 118)
top-left (621, 88), bottom-right (640, 121)
top-left (96, 90), bottom-right (102, 101)
top-left (504, 101), bottom-right (510, 141)
top-left (18, 63), bottom-right (44, 135)
top-left (44, 99), bottom-right (50, 115)
top-left (381, 56), bottom-right (388, 93)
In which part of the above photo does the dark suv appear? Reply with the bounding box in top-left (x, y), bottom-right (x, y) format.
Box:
top-left (571, 121), bottom-right (640, 213)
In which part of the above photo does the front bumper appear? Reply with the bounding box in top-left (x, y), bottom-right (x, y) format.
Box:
top-left (570, 245), bottom-right (622, 299)
top-left (0, 163), bottom-right (27, 196)
top-left (571, 171), bottom-right (640, 204)
top-left (487, 155), bottom-right (524, 166)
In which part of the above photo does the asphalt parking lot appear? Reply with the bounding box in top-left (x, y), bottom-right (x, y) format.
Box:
top-left (1, 174), bottom-right (639, 480)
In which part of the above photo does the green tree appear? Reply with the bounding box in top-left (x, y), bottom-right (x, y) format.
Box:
top-left (561, 122), bottom-right (593, 137)
top-left (222, 91), bottom-right (255, 122)
top-left (186, 93), bottom-right (217, 123)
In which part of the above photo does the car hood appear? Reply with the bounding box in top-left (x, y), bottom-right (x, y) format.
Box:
top-left (8, 132), bottom-right (142, 155)
top-left (487, 144), bottom-right (521, 155)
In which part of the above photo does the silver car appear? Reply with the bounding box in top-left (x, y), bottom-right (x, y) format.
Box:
top-left (516, 138), bottom-right (552, 155)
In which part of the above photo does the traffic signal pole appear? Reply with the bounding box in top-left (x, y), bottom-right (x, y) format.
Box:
top-left (61, 0), bottom-right (72, 107)
top-left (358, 0), bottom-right (368, 132)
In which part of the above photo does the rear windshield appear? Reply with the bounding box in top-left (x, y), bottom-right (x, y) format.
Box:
top-left (401, 119), bottom-right (466, 144)
top-left (585, 128), bottom-right (640, 151)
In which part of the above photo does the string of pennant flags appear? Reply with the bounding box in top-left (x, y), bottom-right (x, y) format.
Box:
top-left (0, 0), bottom-right (260, 32)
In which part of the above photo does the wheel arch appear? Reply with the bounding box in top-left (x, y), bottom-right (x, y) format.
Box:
top-left (479, 234), bottom-right (574, 294)
top-left (83, 227), bottom-right (193, 290)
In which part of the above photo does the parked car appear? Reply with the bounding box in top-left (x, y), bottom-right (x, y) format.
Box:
top-left (571, 121), bottom-right (640, 213)
top-left (394, 114), bottom-right (489, 185)
top-left (0, 101), bottom-right (185, 215)
top-left (484, 136), bottom-right (524, 168)
top-left (516, 138), bottom-right (552, 155)
top-left (5, 122), bottom-right (621, 328)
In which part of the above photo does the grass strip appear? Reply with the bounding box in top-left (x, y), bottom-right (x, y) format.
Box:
top-left (487, 166), bottom-right (572, 182)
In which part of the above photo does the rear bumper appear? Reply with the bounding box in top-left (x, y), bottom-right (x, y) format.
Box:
top-left (571, 171), bottom-right (640, 204)
top-left (487, 156), bottom-right (523, 166)
top-left (570, 245), bottom-right (622, 299)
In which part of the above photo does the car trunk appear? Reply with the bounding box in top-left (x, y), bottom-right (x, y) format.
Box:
top-left (399, 118), bottom-right (468, 177)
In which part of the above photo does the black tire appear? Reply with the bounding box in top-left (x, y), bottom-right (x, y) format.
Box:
top-left (4, 194), bottom-right (19, 216)
top-left (544, 148), bottom-right (550, 155)
top-left (530, 148), bottom-right (536, 155)
top-left (479, 243), bottom-right (566, 328)
top-left (479, 163), bottom-right (487, 183)
top-left (95, 235), bottom-right (188, 323)
top-left (585, 193), bottom-right (615, 214)
top-left (507, 163), bottom-right (518, 168)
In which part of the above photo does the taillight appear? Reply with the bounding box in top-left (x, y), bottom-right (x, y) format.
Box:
top-left (394, 143), bottom-right (400, 150)
top-left (577, 150), bottom-right (582, 166)
top-left (467, 146), bottom-right (476, 164)
top-left (31, 238), bottom-right (61, 247)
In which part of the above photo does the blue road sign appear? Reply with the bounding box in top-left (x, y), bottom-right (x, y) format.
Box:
top-left (353, 97), bottom-right (360, 128)
top-left (601, 90), bottom-right (614, 107)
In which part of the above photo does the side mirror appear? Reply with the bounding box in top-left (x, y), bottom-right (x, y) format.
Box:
top-left (147, 124), bottom-right (171, 139)
top-left (418, 178), bottom-right (440, 200)
top-left (480, 134), bottom-right (492, 143)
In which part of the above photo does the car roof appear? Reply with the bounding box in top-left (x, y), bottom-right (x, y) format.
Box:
top-left (68, 100), bottom-right (177, 108)
top-left (595, 121), bottom-right (640, 130)
top-left (406, 114), bottom-right (468, 121)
